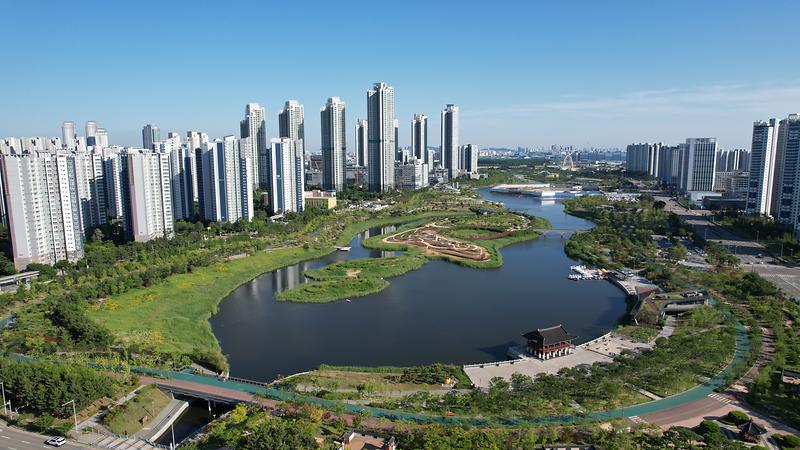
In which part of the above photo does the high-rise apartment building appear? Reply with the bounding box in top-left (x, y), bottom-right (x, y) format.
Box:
top-left (186, 131), bottom-right (209, 200)
top-left (460, 144), bottom-right (479, 175)
top-left (746, 119), bottom-right (780, 215)
top-left (680, 138), bottom-right (718, 192)
top-left (441, 104), bottom-right (460, 179)
top-left (125, 148), bottom-right (173, 242)
top-left (393, 119), bottom-right (400, 160)
top-left (101, 147), bottom-right (126, 222)
top-left (96, 128), bottom-right (109, 148)
top-left (320, 97), bottom-right (346, 191)
top-left (657, 145), bottom-right (683, 186)
top-left (279, 100), bottom-right (305, 162)
top-left (411, 114), bottom-right (429, 165)
top-left (775, 115), bottom-right (800, 231)
top-left (73, 149), bottom-right (106, 231)
top-left (62, 121), bottom-right (76, 149)
top-left (142, 124), bottom-right (160, 150)
top-left (158, 135), bottom-right (194, 221)
top-left (240, 104), bottom-right (267, 190)
top-left (625, 143), bottom-right (662, 177)
top-left (268, 138), bottom-right (304, 214)
top-left (717, 148), bottom-right (750, 172)
top-left (85, 121), bottom-right (98, 147)
top-left (367, 82), bottom-right (396, 192)
top-left (196, 136), bottom-right (254, 223)
top-left (355, 119), bottom-right (368, 167)
top-left (1, 151), bottom-right (84, 269)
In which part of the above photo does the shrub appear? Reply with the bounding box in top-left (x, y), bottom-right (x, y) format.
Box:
top-left (721, 410), bottom-right (749, 425)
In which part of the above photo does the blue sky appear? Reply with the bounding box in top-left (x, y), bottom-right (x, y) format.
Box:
top-left (2, 0), bottom-right (799, 151)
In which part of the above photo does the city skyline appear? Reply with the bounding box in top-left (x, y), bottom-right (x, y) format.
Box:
top-left (3, 2), bottom-right (800, 151)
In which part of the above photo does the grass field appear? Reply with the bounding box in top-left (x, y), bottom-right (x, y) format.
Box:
top-left (103, 385), bottom-right (171, 436)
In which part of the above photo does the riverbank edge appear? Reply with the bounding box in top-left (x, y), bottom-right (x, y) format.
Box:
top-left (89, 210), bottom-right (474, 372)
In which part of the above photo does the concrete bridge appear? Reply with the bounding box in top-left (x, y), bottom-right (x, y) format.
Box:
top-left (534, 228), bottom-right (583, 238)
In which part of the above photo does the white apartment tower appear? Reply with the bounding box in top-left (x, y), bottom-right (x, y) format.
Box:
top-left (279, 100), bottom-right (305, 161)
top-left (441, 104), bottom-right (460, 178)
top-left (186, 131), bottom-right (209, 200)
top-left (411, 114), bottom-right (429, 165)
top-left (680, 138), bottom-right (718, 192)
top-left (96, 128), bottom-right (109, 148)
top-left (158, 136), bottom-right (194, 221)
top-left (73, 149), bottom-right (107, 230)
top-left (196, 136), bottom-right (254, 223)
top-left (240, 104), bottom-right (267, 190)
top-left (746, 119), bottom-right (780, 216)
top-left (367, 82), bottom-right (396, 192)
top-left (268, 138), bottom-right (304, 215)
top-left (62, 121), bottom-right (76, 149)
top-left (1, 151), bottom-right (84, 269)
top-left (125, 149), bottom-right (174, 242)
top-left (321, 97), bottom-right (347, 192)
top-left (460, 144), bottom-right (479, 175)
top-left (85, 121), bottom-right (98, 147)
top-left (775, 114), bottom-right (800, 231)
top-left (355, 119), bottom-right (368, 167)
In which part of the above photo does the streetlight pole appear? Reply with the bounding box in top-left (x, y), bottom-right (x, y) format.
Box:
top-left (0, 382), bottom-right (6, 416)
top-left (62, 400), bottom-right (77, 432)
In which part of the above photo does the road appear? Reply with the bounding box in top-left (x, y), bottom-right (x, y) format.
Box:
top-left (657, 195), bottom-right (800, 300)
top-left (0, 424), bottom-right (94, 450)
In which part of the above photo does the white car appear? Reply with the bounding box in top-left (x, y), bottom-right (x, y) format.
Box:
top-left (45, 436), bottom-right (66, 447)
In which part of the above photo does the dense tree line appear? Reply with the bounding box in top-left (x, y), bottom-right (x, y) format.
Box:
top-left (0, 358), bottom-right (117, 418)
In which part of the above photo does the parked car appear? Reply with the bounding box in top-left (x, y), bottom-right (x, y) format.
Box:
top-left (45, 437), bottom-right (66, 447)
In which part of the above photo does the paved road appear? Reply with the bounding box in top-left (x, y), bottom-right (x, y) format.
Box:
top-left (0, 424), bottom-right (93, 450)
top-left (657, 195), bottom-right (800, 300)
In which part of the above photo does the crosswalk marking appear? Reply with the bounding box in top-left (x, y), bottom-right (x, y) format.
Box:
top-left (629, 415), bottom-right (647, 424)
top-left (708, 393), bottom-right (733, 404)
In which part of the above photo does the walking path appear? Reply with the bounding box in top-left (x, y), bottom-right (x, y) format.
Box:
top-left (122, 316), bottom-right (748, 429)
top-left (135, 398), bottom-right (188, 441)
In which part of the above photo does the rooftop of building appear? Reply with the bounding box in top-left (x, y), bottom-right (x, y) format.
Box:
top-left (522, 324), bottom-right (578, 345)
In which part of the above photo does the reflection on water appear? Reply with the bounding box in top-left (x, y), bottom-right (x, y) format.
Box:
top-left (210, 190), bottom-right (627, 381)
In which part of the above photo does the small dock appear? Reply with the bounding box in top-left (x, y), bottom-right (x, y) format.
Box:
top-left (568, 265), bottom-right (608, 281)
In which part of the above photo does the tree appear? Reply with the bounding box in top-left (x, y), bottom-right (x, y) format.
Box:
top-left (667, 243), bottom-right (688, 262)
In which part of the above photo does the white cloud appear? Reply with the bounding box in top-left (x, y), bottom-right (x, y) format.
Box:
top-left (461, 81), bottom-right (800, 148)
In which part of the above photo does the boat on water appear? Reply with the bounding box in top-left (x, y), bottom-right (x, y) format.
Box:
top-left (345, 298), bottom-right (352, 303)
top-left (336, 246), bottom-right (352, 252)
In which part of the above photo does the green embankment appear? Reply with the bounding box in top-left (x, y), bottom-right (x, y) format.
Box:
top-left (103, 385), bottom-right (171, 435)
top-left (88, 211), bottom-right (469, 370)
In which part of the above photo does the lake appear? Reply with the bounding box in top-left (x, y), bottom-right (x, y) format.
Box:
top-left (209, 189), bottom-right (627, 381)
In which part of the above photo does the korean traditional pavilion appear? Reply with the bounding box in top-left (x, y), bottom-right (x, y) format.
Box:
top-left (737, 420), bottom-right (767, 443)
top-left (522, 324), bottom-right (578, 360)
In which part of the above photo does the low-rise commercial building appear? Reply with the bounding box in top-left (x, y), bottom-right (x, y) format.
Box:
top-left (304, 189), bottom-right (337, 210)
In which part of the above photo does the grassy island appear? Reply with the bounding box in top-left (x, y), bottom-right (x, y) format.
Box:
top-left (277, 209), bottom-right (547, 303)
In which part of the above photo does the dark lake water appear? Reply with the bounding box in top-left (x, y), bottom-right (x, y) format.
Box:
top-left (209, 189), bottom-right (627, 381)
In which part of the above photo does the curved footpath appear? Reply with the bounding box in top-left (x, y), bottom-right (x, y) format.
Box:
top-left (133, 318), bottom-right (750, 427)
